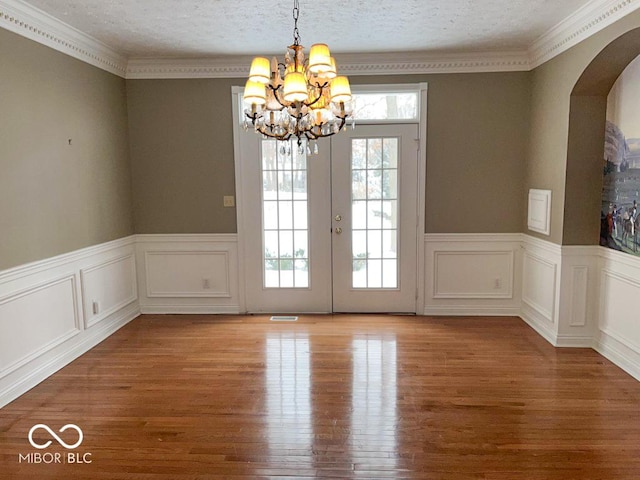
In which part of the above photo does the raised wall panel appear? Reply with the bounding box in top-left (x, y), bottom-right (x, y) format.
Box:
top-left (423, 234), bottom-right (522, 316)
top-left (145, 251), bottom-right (230, 298)
top-left (136, 235), bottom-right (240, 314)
top-left (81, 254), bottom-right (137, 328)
top-left (522, 252), bottom-right (557, 323)
top-left (0, 276), bottom-right (79, 379)
top-left (433, 251), bottom-right (514, 299)
top-left (0, 236), bottom-right (139, 408)
top-left (569, 266), bottom-right (589, 327)
top-left (600, 270), bottom-right (640, 354)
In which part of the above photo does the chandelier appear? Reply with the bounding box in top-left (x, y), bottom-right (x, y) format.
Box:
top-left (242, 0), bottom-right (353, 154)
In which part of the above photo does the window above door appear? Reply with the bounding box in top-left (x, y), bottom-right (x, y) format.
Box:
top-left (236, 84), bottom-right (421, 125)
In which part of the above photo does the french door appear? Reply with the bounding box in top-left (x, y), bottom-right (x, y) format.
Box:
top-left (236, 124), bottom-right (419, 313)
top-left (331, 125), bottom-right (418, 312)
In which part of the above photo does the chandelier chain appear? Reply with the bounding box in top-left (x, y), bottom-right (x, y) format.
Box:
top-left (292, 0), bottom-right (301, 46)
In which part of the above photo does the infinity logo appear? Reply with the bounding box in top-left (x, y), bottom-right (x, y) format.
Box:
top-left (28, 424), bottom-right (83, 450)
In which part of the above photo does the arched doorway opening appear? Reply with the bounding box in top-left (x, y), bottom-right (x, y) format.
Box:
top-left (563, 28), bottom-right (640, 245)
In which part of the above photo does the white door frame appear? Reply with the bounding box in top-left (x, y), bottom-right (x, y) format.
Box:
top-left (231, 83), bottom-right (428, 314)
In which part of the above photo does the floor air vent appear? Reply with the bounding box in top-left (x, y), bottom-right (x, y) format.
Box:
top-left (270, 316), bottom-right (299, 322)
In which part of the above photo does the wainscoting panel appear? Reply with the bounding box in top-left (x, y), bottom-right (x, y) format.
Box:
top-left (81, 254), bottom-right (137, 328)
top-left (145, 251), bottom-right (230, 298)
top-left (433, 251), bottom-right (514, 299)
top-left (0, 236), bottom-right (139, 408)
top-left (3, 232), bottom-right (640, 408)
top-left (600, 270), bottom-right (640, 349)
top-left (136, 234), bottom-right (240, 314)
top-left (0, 276), bottom-right (79, 379)
top-left (552, 246), bottom-right (600, 347)
top-left (595, 250), bottom-right (640, 380)
top-left (520, 236), bottom-right (561, 345)
top-left (568, 266), bottom-right (589, 327)
top-left (522, 252), bottom-right (557, 323)
top-left (424, 234), bottom-right (522, 316)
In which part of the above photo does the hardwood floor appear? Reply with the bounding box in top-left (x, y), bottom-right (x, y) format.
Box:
top-left (1, 314), bottom-right (639, 479)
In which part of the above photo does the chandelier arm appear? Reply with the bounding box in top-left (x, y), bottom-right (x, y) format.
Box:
top-left (302, 83), bottom-right (330, 108)
top-left (270, 85), bottom-right (290, 110)
top-left (244, 112), bottom-right (288, 141)
top-left (256, 125), bottom-right (292, 142)
top-left (336, 116), bottom-right (348, 131)
top-left (313, 116), bottom-right (348, 139)
top-left (245, 111), bottom-right (259, 123)
top-left (304, 131), bottom-right (318, 141)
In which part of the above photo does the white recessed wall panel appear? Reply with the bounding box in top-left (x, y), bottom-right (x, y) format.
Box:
top-left (0, 236), bottom-right (139, 408)
top-left (145, 251), bottom-right (230, 298)
top-left (0, 276), bottom-right (79, 378)
top-left (600, 270), bottom-right (640, 353)
top-left (568, 266), bottom-right (589, 327)
top-left (433, 251), bottom-right (514, 299)
top-left (81, 254), bottom-right (137, 328)
top-left (423, 234), bottom-right (522, 316)
top-left (136, 235), bottom-right (240, 313)
top-left (522, 252), bottom-right (557, 323)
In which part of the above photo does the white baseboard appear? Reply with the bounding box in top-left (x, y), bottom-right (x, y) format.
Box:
top-left (0, 236), bottom-right (140, 408)
top-left (595, 331), bottom-right (640, 382)
top-left (520, 308), bottom-right (558, 346)
top-left (3, 231), bottom-right (640, 410)
top-left (140, 305), bottom-right (240, 315)
top-left (555, 335), bottom-right (594, 348)
top-left (0, 302), bottom-right (139, 408)
top-left (424, 305), bottom-right (521, 316)
top-left (520, 236), bottom-right (640, 381)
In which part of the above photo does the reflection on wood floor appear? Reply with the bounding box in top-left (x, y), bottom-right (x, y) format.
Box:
top-left (1, 314), bottom-right (640, 479)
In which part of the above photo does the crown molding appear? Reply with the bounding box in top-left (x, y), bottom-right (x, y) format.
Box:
top-left (0, 0), bottom-right (127, 77)
top-left (126, 57), bottom-right (250, 79)
top-left (2, 0), bottom-right (640, 79)
top-left (126, 51), bottom-right (532, 79)
top-left (529, 0), bottom-right (640, 68)
top-left (325, 51), bottom-right (531, 76)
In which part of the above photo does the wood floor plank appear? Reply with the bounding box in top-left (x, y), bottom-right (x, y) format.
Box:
top-left (1, 315), bottom-right (639, 479)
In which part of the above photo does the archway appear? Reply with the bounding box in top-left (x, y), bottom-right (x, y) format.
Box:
top-left (563, 28), bottom-right (640, 245)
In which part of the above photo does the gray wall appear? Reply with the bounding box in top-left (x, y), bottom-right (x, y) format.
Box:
top-left (126, 79), bottom-right (238, 234)
top-left (0, 29), bottom-right (133, 271)
top-left (6, 6), bottom-right (638, 260)
top-left (127, 72), bottom-right (531, 235)
top-left (525, 9), bottom-right (640, 244)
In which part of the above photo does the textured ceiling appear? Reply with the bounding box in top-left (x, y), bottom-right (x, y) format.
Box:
top-left (23, 0), bottom-right (593, 58)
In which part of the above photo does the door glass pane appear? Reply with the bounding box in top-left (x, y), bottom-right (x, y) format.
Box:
top-left (367, 170), bottom-right (382, 199)
top-left (383, 138), bottom-right (398, 168)
top-left (367, 201), bottom-right (383, 229)
top-left (351, 137), bottom-right (399, 289)
top-left (367, 139), bottom-right (383, 169)
top-left (352, 170), bottom-right (367, 200)
top-left (262, 139), bottom-right (309, 288)
top-left (352, 139), bottom-right (367, 168)
top-left (352, 201), bottom-right (367, 229)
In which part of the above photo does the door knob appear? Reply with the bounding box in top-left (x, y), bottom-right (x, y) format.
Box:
top-left (334, 214), bottom-right (342, 222)
top-left (335, 227), bottom-right (343, 234)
